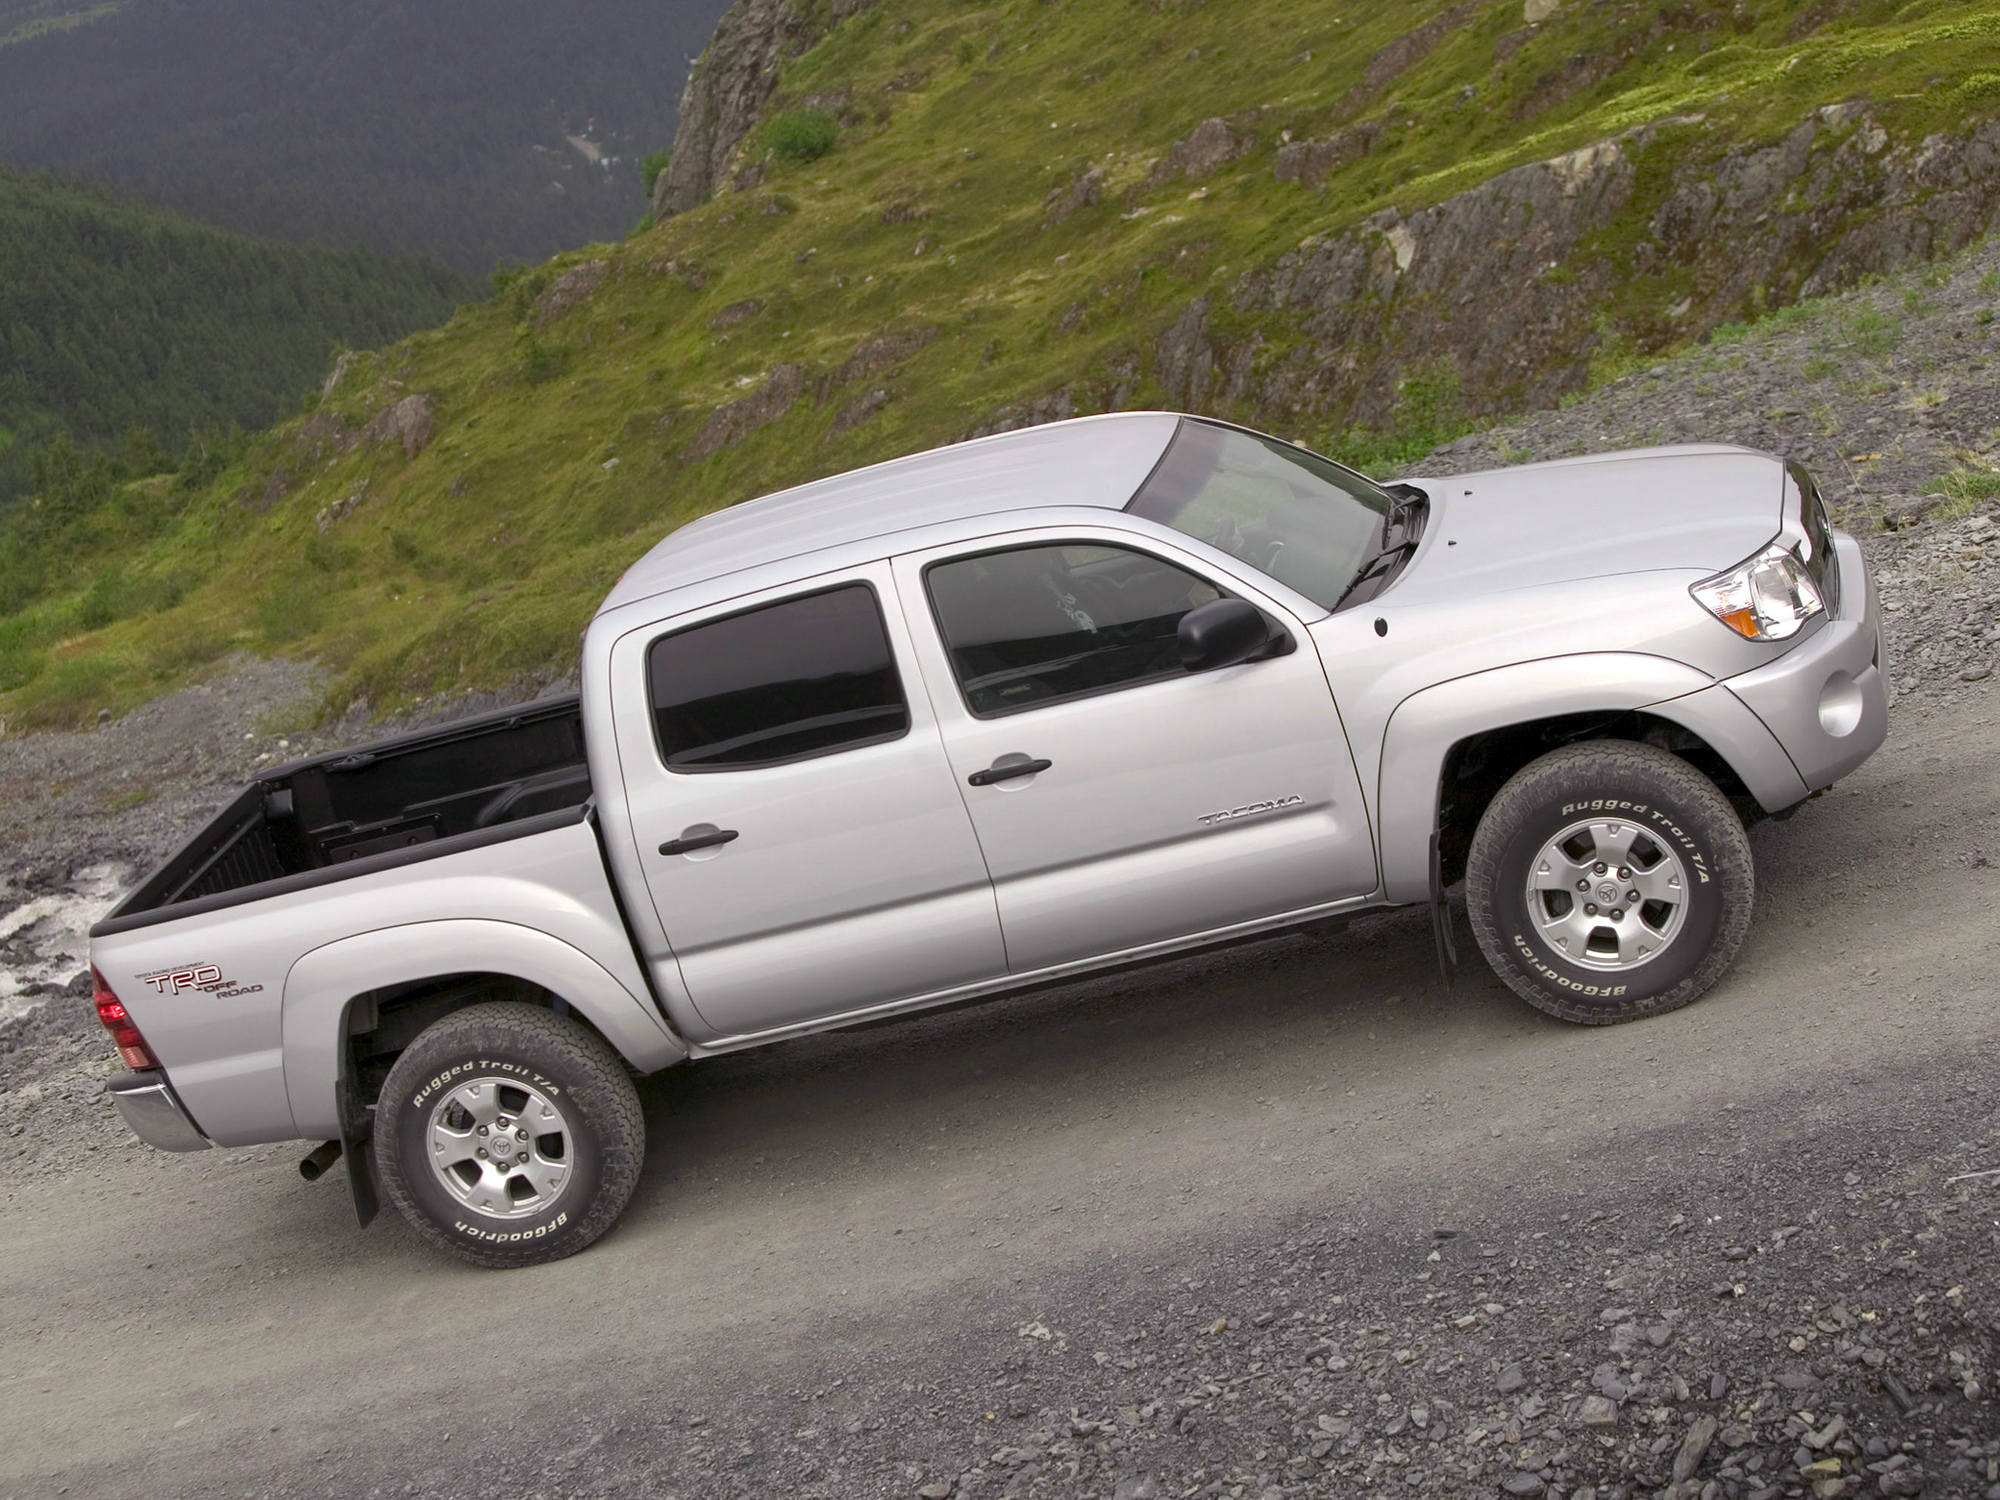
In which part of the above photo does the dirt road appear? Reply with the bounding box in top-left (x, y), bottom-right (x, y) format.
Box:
top-left (5, 680), bottom-right (1997, 1499)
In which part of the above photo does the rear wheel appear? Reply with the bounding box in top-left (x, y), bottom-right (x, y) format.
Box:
top-left (374, 1002), bottom-right (644, 1267)
top-left (1464, 741), bottom-right (1753, 1024)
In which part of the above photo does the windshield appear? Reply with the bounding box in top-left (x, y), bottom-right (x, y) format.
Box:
top-left (1125, 420), bottom-right (1392, 609)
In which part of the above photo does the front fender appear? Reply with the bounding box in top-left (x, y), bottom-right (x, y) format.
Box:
top-left (1376, 653), bottom-right (1808, 903)
top-left (282, 919), bottom-right (687, 1140)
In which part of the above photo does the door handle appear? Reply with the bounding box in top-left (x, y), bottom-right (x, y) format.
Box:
top-left (658, 828), bottom-right (739, 856)
top-left (967, 758), bottom-right (1052, 787)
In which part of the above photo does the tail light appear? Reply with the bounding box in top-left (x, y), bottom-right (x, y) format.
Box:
top-left (93, 966), bottom-right (160, 1070)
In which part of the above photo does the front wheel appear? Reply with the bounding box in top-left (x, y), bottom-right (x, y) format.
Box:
top-left (1464, 741), bottom-right (1754, 1025)
top-left (375, 1002), bottom-right (644, 1267)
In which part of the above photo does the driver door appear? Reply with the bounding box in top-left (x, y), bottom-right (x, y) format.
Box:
top-left (891, 532), bottom-right (1378, 973)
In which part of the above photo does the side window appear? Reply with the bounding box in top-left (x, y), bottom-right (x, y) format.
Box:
top-left (926, 543), bottom-right (1222, 717)
top-left (647, 584), bottom-right (909, 771)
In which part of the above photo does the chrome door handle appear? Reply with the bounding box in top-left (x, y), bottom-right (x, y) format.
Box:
top-left (967, 758), bottom-right (1052, 787)
top-left (658, 829), bottom-right (739, 856)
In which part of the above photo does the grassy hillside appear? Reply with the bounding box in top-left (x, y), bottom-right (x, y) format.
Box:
top-left (3, 0), bottom-right (1997, 729)
top-left (0, 0), bottom-right (733, 272)
top-left (0, 167), bottom-right (475, 506)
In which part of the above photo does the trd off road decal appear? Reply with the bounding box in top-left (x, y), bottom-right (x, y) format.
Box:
top-left (137, 963), bottom-right (265, 1000)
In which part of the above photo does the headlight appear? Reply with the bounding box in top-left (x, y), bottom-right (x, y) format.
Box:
top-left (1690, 543), bottom-right (1825, 640)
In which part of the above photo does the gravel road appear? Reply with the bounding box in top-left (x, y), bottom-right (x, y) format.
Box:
top-left (4, 248), bottom-right (1999, 1500)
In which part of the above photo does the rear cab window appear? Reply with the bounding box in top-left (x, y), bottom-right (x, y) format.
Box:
top-left (646, 583), bottom-right (909, 770)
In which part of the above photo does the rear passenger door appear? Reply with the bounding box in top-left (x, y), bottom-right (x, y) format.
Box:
top-left (611, 563), bottom-right (1005, 1038)
top-left (891, 534), bottom-right (1377, 973)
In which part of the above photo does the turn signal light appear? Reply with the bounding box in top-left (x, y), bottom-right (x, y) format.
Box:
top-left (1690, 543), bottom-right (1825, 641)
top-left (92, 966), bottom-right (159, 1070)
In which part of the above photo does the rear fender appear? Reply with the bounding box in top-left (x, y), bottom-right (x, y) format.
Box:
top-left (1377, 653), bottom-right (1807, 903)
top-left (282, 919), bottom-right (686, 1140)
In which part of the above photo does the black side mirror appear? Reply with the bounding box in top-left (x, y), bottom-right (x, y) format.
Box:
top-left (1179, 598), bottom-right (1274, 672)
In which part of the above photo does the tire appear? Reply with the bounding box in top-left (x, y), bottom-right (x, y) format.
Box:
top-left (374, 1002), bottom-right (644, 1268)
top-left (1464, 741), bottom-right (1753, 1025)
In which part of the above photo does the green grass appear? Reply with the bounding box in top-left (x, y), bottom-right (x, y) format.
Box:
top-left (5, 0), bottom-right (2000, 725)
top-left (1923, 467), bottom-right (2000, 519)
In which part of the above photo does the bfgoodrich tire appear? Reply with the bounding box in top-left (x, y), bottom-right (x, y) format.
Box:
top-left (375, 1002), bottom-right (644, 1268)
top-left (1465, 741), bottom-right (1754, 1025)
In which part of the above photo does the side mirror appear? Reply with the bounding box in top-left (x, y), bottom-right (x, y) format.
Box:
top-left (1178, 598), bottom-right (1274, 672)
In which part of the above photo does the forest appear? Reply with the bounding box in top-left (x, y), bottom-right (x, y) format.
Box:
top-left (0, 167), bottom-right (474, 507)
top-left (0, 0), bottom-right (732, 272)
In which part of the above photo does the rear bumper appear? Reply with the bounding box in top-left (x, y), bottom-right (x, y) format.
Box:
top-left (1724, 531), bottom-right (1888, 798)
top-left (107, 1070), bottom-right (212, 1153)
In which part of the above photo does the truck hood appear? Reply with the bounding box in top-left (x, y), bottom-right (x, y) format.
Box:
top-left (1385, 445), bottom-right (1785, 606)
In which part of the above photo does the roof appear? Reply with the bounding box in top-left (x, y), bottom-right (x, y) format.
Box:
top-left (600, 411), bottom-right (1183, 612)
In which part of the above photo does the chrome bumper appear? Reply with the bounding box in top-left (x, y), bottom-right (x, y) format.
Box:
top-left (107, 1070), bottom-right (212, 1153)
top-left (1725, 532), bottom-right (1888, 797)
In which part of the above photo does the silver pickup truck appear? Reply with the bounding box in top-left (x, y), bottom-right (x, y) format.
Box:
top-left (89, 412), bottom-right (1886, 1265)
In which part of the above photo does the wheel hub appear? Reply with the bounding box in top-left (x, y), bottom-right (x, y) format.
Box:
top-left (426, 1076), bottom-right (573, 1220)
top-left (1525, 817), bottom-right (1689, 973)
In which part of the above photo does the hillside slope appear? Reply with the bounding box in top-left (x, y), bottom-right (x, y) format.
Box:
top-left (0, 0), bottom-right (733, 272)
top-left (0, 168), bottom-right (474, 506)
top-left (3, 0), bottom-right (1997, 727)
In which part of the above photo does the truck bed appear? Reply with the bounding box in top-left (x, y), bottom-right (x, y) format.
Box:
top-left (98, 696), bottom-right (593, 935)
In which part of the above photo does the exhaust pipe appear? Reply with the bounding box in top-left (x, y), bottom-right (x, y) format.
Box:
top-left (298, 1139), bottom-right (343, 1181)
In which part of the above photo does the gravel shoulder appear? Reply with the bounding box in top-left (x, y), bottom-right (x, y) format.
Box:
top-left (4, 245), bottom-right (2000, 1500)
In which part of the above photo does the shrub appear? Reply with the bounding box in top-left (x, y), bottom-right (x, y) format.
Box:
top-left (763, 109), bottom-right (839, 165)
top-left (641, 148), bottom-right (672, 198)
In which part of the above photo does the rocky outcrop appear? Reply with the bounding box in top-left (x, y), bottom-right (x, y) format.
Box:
top-left (684, 365), bottom-right (806, 462)
top-left (1043, 167), bottom-right (1104, 226)
top-left (1147, 119), bottom-right (1251, 187)
top-left (1197, 109), bottom-right (2000, 433)
top-left (652, 0), bottom-right (879, 219)
top-left (360, 394), bottom-right (436, 460)
top-left (532, 260), bottom-right (608, 326)
top-left (1273, 122), bottom-right (1385, 190)
top-left (1335, 2), bottom-right (1480, 118)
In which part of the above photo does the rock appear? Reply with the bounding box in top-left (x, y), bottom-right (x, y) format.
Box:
top-left (1502, 1473), bottom-right (1546, 1496)
top-left (1044, 167), bottom-right (1103, 226)
top-left (1673, 1415), bottom-right (1718, 1483)
top-left (652, 0), bottom-right (880, 217)
top-left (1962, 666), bottom-right (1992, 681)
top-left (1524, 0), bottom-right (1560, 19)
top-left (917, 1486), bottom-right (951, 1499)
top-left (710, 298), bottom-right (762, 329)
top-left (1148, 117), bottom-right (1251, 185)
top-left (1112, 1478), bottom-right (1159, 1500)
top-left (683, 364), bottom-right (806, 463)
top-left (1878, 1470), bottom-right (1923, 1497)
top-left (1579, 1395), bottom-right (1619, 1426)
top-left (532, 259), bottom-right (608, 325)
top-left (359, 393), bottom-right (435, 460)
top-left (1497, 1364), bottom-right (1528, 1394)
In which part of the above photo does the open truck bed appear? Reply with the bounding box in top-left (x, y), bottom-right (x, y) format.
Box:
top-left (100, 696), bottom-right (594, 935)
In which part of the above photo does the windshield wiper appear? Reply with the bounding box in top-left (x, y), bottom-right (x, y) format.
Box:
top-left (1336, 483), bottom-right (1430, 611)
top-left (1333, 535), bottom-right (1422, 610)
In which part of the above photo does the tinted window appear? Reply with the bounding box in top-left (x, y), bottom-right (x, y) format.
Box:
top-left (648, 585), bottom-right (908, 770)
top-left (927, 544), bottom-right (1222, 717)
top-left (1128, 419), bottom-right (1389, 608)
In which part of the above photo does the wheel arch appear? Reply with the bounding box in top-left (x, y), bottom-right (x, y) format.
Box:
top-left (282, 919), bottom-right (687, 1141)
top-left (1377, 655), bottom-right (1808, 903)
